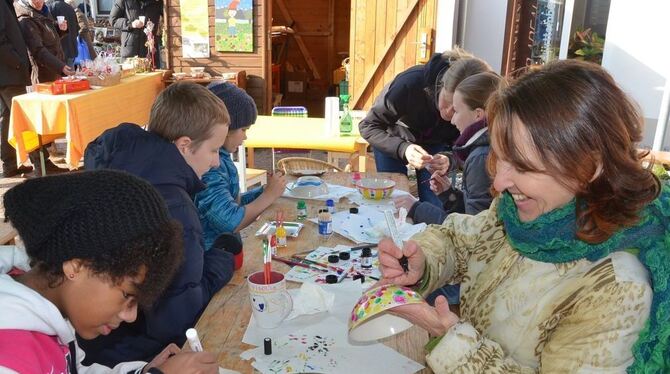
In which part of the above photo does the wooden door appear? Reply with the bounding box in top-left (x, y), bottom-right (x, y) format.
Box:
top-left (349, 0), bottom-right (438, 110)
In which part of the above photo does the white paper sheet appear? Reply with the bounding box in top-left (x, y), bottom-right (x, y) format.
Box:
top-left (241, 317), bottom-right (424, 374)
top-left (285, 245), bottom-right (381, 286)
top-left (309, 206), bottom-right (426, 244)
top-left (242, 282), bottom-right (363, 347)
top-left (283, 183), bottom-right (357, 201)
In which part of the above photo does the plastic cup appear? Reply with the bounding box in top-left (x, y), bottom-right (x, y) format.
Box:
top-left (56, 16), bottom-right (65, 25)
top-left (138, 16), bottom-right (146, 23)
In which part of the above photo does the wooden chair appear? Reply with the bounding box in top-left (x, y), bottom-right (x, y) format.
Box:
top-left (233, 145), bottom-right (267, 192)
top-left (276, 157), bottom-right (343, 175)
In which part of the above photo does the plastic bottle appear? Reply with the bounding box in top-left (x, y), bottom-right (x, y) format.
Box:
top-left (275, 224), bottom-right (287, 248)
top-left (352, 171), bottom-right (361, 187)
top-left (296, 200), bottom-right (307, 221)
top-left (326, 199), bottom-right (335, 214)
top-left (339, 95), bottom-right (352, 134)
top-left (360, 247), bottom-right (372, 269)
top-left (317, 209), bottom-right (333, 241)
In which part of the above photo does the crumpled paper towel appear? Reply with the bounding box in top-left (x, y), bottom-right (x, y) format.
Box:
top-left (286, 282), bottom-right (335, 320)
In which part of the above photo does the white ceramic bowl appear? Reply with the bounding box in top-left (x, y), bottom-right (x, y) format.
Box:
top-left (355, 178), bottom-right (396, 200)
top-left (289, 176), bottom-right (328, 198)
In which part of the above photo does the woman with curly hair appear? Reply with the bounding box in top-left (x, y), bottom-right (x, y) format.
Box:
top-left (0, 170), bottom-right (218, 373)
top-left (378, 60), bottom-right (669, 372)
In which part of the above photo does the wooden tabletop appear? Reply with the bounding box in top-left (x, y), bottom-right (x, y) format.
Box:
top-left (195, 172), bottom-right (430, 373)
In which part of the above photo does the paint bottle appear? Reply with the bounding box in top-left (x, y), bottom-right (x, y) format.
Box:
top-left (360, 247), bottom-right (372, 269)
top-left (317, 209), bottom-right (332, 240)
top-left (296, 200), bottom-right (307, 221)
top-left (275, 224), bottom-right (287, 248)
top-left (326, 199), bottom-right (335, 214)
top-left (352, 171), bottom-right (361, 187)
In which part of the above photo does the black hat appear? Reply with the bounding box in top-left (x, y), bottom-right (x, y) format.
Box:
top-left (207, 81), bottom-right (258, 130)
top-left (3, 170), bottom-right (172, 263)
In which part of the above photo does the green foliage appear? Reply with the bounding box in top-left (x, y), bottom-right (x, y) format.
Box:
top-left (568, 28), bottom-right (605, 64)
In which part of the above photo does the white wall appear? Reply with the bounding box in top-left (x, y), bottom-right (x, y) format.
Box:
top-left (458, 0), bottom-right (507, 73)
top-left (601, 0), bottom-right (670, 150)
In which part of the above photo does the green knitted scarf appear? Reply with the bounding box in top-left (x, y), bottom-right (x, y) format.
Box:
top-left (497, 185), bottom-right (670, 373)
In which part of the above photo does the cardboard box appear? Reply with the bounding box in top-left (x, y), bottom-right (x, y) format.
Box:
top-left (284, 71), bottom-right (308, 98)
top-left (36, 79), bottom-right (90, 95)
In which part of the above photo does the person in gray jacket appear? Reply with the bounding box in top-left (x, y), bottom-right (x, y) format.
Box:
top-left (0, 0), bottom-right (32, 177)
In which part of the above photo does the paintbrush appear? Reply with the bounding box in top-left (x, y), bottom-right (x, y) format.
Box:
top-left (383, 210), bottom-right (409, 273)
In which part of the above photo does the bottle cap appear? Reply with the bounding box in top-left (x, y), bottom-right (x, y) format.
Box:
top-left (349, 207), bottom-right (358, 214)
top-left (339, 251), bottom-right (350, 260)
top-left (361, 247), bottom-right (372, 257)
top-left (328, 254), bottom-right (340, 263)
top-left (325, 274), bottom-right (338, 284)
top-left (264, 337), bottom-right (272, 355)
top-left (326, 199), bottom-right (334, 207)
top-left (297, 200), bottom-right (306, 209)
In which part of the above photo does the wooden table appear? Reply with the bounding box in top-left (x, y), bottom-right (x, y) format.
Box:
top-left (195, 172), bottom-right (429, 373)
top-left (8, 72), bottom-right (164, 169)
top-left (0, 221), bottom-right (17, 245)
top-left (244, 116), bottom-right (370, 172)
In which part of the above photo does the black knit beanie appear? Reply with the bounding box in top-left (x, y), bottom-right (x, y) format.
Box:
top-left (207, 81), bottom-right (258, 130)
top-left (3, 170), bottom-right (172, 263)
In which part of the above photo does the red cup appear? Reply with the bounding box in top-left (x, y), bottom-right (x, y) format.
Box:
top-left (234, 249), bottom-right (244, 270)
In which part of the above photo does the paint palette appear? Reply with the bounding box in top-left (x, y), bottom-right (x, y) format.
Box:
top-left (255, 221), bottom-right (304, 237)
top-left (349, 284), bottom-right (425, 342)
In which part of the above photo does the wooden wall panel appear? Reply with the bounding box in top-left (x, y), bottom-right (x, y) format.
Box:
top-left (166, 0), bottom-right (270, 113)
top-left (349, 0), bottom-right (437, 110)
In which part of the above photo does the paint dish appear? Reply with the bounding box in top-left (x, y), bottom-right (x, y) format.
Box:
top-left (287, 176), bottom-right (329, 198)
top-left (355, 178), bottom-right (395, 200)
top-left (348, 284), bottom-right (424, 342)
top-left (255, 221), bottom-right (304, 238)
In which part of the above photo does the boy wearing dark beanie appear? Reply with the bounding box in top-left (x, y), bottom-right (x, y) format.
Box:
top-left (80, 82), bottom-right (234, 366)
top-left (195, 82), bottom-right (286, 252)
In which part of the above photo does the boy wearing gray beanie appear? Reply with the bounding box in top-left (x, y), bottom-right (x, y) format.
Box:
top-left (195, 82), bottom-right (286, 252)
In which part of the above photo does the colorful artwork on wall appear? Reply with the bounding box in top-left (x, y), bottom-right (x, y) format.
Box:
top-left (180, 0), bottom-right (210, 58)
top-left (215, 0), bottom-right (254, 52)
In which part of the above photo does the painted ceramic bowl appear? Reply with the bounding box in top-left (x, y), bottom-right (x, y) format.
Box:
top-left (355, 178), bottom-right (395, 200)
top-left (289, 176), bottom-right (328, 198)
top-left (348, 284), bottom-right (424, 342)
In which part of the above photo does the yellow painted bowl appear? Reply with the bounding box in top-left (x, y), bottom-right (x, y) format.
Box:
top-left (355, 178), bottom-right (395, 200)
top-left (348, 284), bottom-right (424, 342)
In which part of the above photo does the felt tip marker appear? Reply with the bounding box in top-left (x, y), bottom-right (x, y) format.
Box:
top-left (186, 328), bottom-right (203, 352)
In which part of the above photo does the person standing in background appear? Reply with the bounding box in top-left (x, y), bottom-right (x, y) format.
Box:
top-left (48, 0), bottom-right (78, 67)
top-left (0, 0), bottom-right (33, 177)
top-left (110, 0), bottom-right (162, 66)
top-left (15, 0), bottom-right (70, 175)
top-left (66, 0), bottom-right (96, 60)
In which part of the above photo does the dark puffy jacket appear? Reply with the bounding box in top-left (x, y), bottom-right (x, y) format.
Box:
top-left (358, 53), bottom-right (460, 162)
top-left (48, 0), bottom-right (79, 60)
top-left (14, 0), bottom-right (65, 82)
top-left (410, 128), bottom-right (492, 224)
top-left (0, 0), bottom-right (30, 87)
top-left (80, 123), bottom-right (234, 365)
top-left (110, 0), bottom-right (162, 59)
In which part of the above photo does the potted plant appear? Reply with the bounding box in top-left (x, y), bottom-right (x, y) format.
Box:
top-left (568, 28), bottom-right (605, 64)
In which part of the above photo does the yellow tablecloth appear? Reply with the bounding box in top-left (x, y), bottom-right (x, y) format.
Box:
top-left (245, 115), bottom-right (369, 170)
top-left (9, 72), bottom-right (164, 168)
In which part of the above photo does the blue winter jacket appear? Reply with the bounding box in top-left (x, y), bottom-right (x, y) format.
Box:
top-left (80, 123), bottom-right (234, 365)
top-left (195, 148), bottom-right (263, 250)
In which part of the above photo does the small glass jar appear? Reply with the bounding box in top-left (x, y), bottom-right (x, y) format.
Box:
top-left (296, 200), bottom-right (307, 221)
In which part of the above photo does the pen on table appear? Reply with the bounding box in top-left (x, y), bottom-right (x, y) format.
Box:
top-left (272, 255), bottom-right (329, 273)
top-left (296, 257), bottom-right (346, 274)
top-left (185, 328), bottom-right (203, 352)
top-left (349, 243), bottom-right (378, 251)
